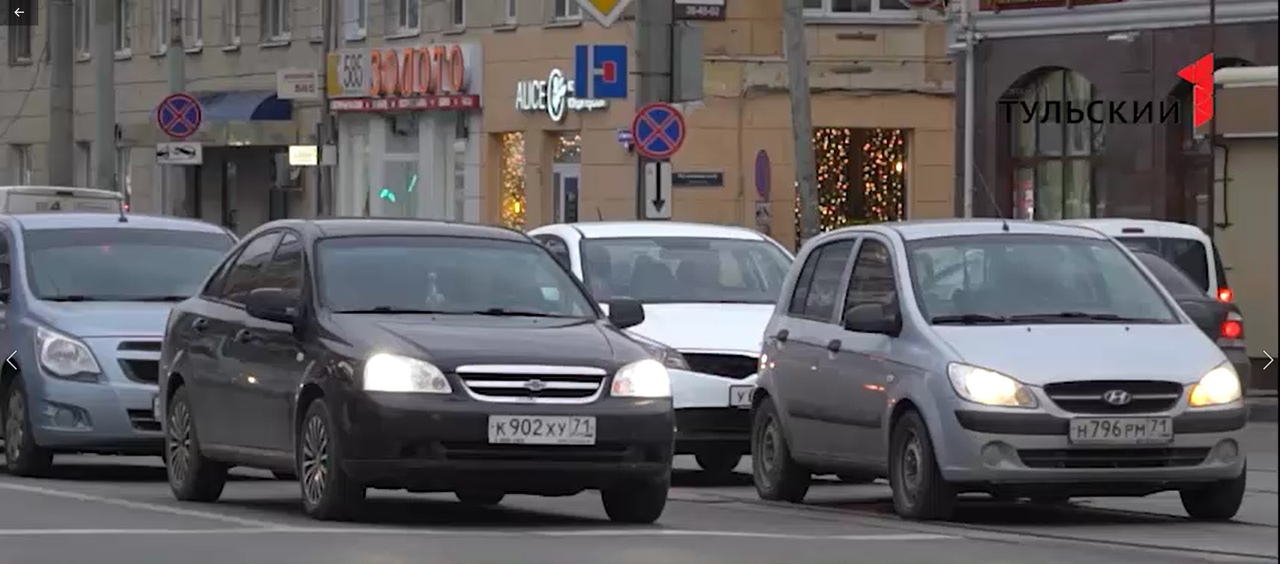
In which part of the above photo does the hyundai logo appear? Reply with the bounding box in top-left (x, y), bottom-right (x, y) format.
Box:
top-left (1102, 389), bottom-right (1132, 406)
top-left (523, 379), bottom-right (547, 392)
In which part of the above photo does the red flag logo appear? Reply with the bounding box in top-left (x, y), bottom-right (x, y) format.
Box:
top-left (1177, 53), bottom-right (1215, 128)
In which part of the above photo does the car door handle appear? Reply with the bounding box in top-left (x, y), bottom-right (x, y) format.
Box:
top-left (190, 318), bottom-right (209, 332)
top-left (827, 339), bottom-right (842, 352)
top-left (775, 329), bottom-right (789, 342)
top-left (232, 329), bottom-right (256, 343)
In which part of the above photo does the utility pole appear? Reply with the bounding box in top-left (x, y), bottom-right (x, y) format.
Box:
top-left (634, 0), bottom-right (674, 219)
top-left (782, 0), bottom-right (818, 243)
top-left (93, 0), bottom-right (117, 192)
top-left (317, 0), bottom-right (335, 217)
top-left (162, 0), bottom-right (185, 215)
top-left (1205, 0), bottom-right (1218, 239)
top-left (47, 0), bottom-right (74, 186)
top-left (961, 0), bottom-right (976, 218)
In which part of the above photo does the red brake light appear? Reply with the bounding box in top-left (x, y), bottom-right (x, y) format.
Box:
top-left (1220, 319), bottom-right (1243, 339)
top-left (1217, 287), bottom-right (1233, 302)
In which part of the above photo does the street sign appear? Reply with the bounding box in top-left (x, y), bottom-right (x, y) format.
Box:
top-left (155, 93), bottom-right (202, 139)
top-left (574, 44), bottom-right (628, 99)
top-left (643, 161), bottom-right (673, 219)
top-left (575, 0), bottom-right (633, 28)
top-left (676, 0), bottom-right (727, 20)
top-left (156, 142), bottom-right (203, 165)
top-left (632, 102), bottom-right (686, 160)
top-left (276, 68), bottom-right (320, 100)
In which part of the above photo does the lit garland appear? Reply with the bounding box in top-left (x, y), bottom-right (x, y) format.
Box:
top-left (554, 132), bottom-right (582, 163)
top-left (795, 128), bottom-right (907, 242)
top-left (499, 132), bottom-right (526, 229)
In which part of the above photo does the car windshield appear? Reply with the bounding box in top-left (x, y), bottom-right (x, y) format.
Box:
top-left (907, 234), bottom-right (1178, 324)
top-left (21, 227), bottom-right (234, 301)
top-left (580, 236), bottom-right (792, 304)
top-left (1115, 236), bottom-right (1211, 291)
top-left (317, 235), bottom-right (598, 317)
top-left (1133, 252), bottom-right (1205, 299)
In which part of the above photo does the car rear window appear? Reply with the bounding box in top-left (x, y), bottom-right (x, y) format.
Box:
top-left (1133, 252), bottom-right (1204, 299)
top-left (1115, 236), bottom-right (1211, 292)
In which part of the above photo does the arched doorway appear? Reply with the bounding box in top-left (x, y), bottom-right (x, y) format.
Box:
top-left (1001, 68), bottom-right (1107, 219)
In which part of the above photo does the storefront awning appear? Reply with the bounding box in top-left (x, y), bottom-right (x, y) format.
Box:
top-left (195, 90), bottom-right (293, 122)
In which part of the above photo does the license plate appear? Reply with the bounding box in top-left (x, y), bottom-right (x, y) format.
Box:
top-left (487, 416), bottom-right (596, 445)
top-left (1068, 417), bottom-right (1173, 445)
top-left (729, 385), bottom-right (754, 409)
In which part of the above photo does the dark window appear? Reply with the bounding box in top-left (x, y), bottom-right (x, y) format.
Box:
top-left (0, 230), bottom-right (11, 302)
top-left (534, 234), bottom-right (573, 270)
top-left (1115, 236), bottom-right (1210, 292)
top-left (582, 237), bottom-right (792, 305)
top-left (261, 232), bottom-right (304, 296)
top-left (1133, 252), bottom-right (1203, 299)
top-left (787, 240), bottom-right (854, 321)
top-left (843, 240), bottom-right (897, 313)
top-left (217, 232), bottom-right (283, 303)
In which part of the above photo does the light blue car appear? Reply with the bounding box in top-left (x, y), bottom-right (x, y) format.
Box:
top-left (1, 212), bottom-right (236, 476)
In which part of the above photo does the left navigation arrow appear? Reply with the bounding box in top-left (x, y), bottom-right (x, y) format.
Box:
top-left (14, 8), bottom-right (25, 16)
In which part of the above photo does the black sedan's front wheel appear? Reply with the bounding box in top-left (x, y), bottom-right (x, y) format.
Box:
top-left (166, 386), bottom-right (228, 502)
top-left (601, 474), bottom-right (670, 524)
top-left (297, 399), bottom-right (365, 521)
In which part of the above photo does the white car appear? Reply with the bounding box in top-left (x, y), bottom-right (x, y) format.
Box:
top-left (529, 222), bottom-right (794, 475)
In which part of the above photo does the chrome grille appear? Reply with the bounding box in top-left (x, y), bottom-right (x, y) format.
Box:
top-left (682, 353), bottom-right (759, 380)
top-left (455, 365), bottom-right (607, 404)
top-left (1044, 380), bottom-right (1182, 414)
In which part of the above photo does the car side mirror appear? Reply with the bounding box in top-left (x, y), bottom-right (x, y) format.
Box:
top-left (606, 297), bottom-right (645, 329)
top-left (843, 303), bottom-right (901, 336)
top-left (244, 288), bottom-right (299, 325)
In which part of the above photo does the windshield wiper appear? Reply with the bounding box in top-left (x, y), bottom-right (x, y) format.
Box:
top-left (471, 308), bottom-right (585, 319)
top-left (931, 313), bottom-right (1011, 324)
top-left (1008, 312), bottom-right (1162, 323)
top-left (129, 296), bottom-right (189, 302)
top-left (334, 307), bottom-right (458, 314)
top-left (43, 295), bottom-right (102, 302)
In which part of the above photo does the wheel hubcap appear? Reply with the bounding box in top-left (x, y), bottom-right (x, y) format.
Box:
top-left (6, 392), bottom-right (25, 462)
top-left (757, 417), bottom-right (779, 487)
top-left (301, 415), bottom-right (329, 506)
top-left (899, 431), bottom-right (923, 504)
top-left (167, 400), bottom-right (192, 485)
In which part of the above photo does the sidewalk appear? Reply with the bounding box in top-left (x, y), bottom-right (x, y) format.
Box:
top-left (1248, 391), bottom-right (1277, 423)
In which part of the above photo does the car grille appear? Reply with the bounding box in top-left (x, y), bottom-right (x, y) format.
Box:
top-left (455, 365), bottom-right (606, 404)
top-left (1018, 448), bottom-right (1209, 469)
top-left (127, 409), bottom-right (161, 432)
top-left (118, 341), bottom-right (163, 353)
top-left (1044, 380), bottom-right (1182, 414)
top-left (683, 353), bottom-right (758, 380)
top-left (118, 359), bottom-right (160, 384)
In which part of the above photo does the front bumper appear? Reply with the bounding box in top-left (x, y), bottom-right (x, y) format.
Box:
top-left (340, 393), bottom-right (675, 494)
top-left (942, 406), bottom-right (1247, 494)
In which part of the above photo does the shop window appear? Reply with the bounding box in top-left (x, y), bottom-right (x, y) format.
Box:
top-left (795, 128), bottom-right (908, 242)
top-left (499, 132), bottom-right (526, 229)
top-left (553, 132), bottom-right (581, 164)
top-left (1006, 68), bottom-right (1106, 220)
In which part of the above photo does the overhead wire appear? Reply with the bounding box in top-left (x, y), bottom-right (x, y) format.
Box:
top-left (0, 44), bottom-right (49, 141)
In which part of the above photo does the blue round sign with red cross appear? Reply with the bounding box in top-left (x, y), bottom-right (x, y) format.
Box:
top-left (155, 93), bottom-right (203, 139)
top-left (631, 102), bottom-right (685, 160)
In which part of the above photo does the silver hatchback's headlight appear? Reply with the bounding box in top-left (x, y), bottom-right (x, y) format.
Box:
top-left (362, 353), bottom-right (452, 394)
top-left (946, 362), bottom-right (1037, 408)
top-left (1188, 363), bottom-right (1241, 407)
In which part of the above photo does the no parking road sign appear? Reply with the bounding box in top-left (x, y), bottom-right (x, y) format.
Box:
top-left (155, 93), bottom-right (203, 139)
top-left (631, 102), bottom-right (686, 160)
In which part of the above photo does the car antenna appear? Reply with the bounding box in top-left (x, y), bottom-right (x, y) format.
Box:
top-left (596, 207), bottom-right (604, 221)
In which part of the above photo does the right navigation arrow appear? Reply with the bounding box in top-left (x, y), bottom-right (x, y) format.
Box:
top-left (1264, 351), bottom-right (1274, 371)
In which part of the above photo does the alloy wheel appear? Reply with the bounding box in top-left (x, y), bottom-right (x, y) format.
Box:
top-left (757, 417), bottom-right (780, 487)
top-left (167, 400), bottom-right (193, 485)
top-left (301, 415), bottom-right (330, 506)
top-left (5, 392), bottom-right (25, 463)
top-left (898, 430), bottom-right (924, 505)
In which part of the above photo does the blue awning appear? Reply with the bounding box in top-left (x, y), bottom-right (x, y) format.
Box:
top-left (194, 90), bottom-right (292, 122)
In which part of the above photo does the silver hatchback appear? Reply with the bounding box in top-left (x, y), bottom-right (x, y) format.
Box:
top-left (750, 220), bottom-right (1247, 522)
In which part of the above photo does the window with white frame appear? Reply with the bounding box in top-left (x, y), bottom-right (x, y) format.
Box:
top-left (7, 21), bottom-right (33, 62)
top-left (182, 0), bottom-right (202, 46)
top-left (73, 0), bottom-right (91, 59)
top-left (261, 0), bottom-right (290, 41)
top-left (449, 0), bottom-right (463, 28)
top-left (115, 0), bottom-right (134, 53)
top-left (803, 0), bottom-right (910, 16)
top-left (503, 0), bottom-right (516, 24)
top-left (343, 0), bottom-right (367, 40)
top-left (9, 145), bottom-right (33, 184)
top-left (553, 0), bottom-right (581, 20)
top-left (222, 0), bottom-right (241, 45)
top-left (153, 0), bottom-right (172, 54)
top-left (389, 0), bottom-right (418, 33)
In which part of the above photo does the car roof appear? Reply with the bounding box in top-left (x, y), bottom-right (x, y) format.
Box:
top-left (563, 221), bottom-right (766, 241)
top-left (867, 219), bottom-right (1111, 241)
top-left (272, 217), bottom-right (530, 242)
top-left (1054, 218), bottom-right (1210, 242)
top-left (12, 213), bottom-right (228, 233)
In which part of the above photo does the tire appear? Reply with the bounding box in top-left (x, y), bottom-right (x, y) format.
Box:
top-left (273, 471), bottom-right (296, 481)
top-left (455, 490), bottom-right (505, 506)
top-left (166, 386), bottom-right (229, 502)
top-left (694, 448), bottom-right (742, 477)
top-left (751, 397), bottom-right (810, 503)
top-left (3, 380), bottom-right (54, 477)
top-left (297, 399), bottom-right (366, 521)
top-left (888, 410), bottom-right (956, 521)
top-left (1180, 464), bottom-right (1246, 521)
top-left (601, 474), bottom-right (670, 524)
top-left (837, 472), bottom-right (878, 485)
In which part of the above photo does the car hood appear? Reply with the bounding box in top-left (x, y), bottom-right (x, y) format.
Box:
top-left (933, 324), bottom-right (1227, 385)
top-left (30, 301), bottom-right (175, 338)
top-left (338, 315), bottom-right (630, 371)
top-left (627, 303), bottom-right (773, 354)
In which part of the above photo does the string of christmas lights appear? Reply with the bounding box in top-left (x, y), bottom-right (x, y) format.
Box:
top-left (499, 132), bottom-right (527, 229)
top-left (795, 128), bottom-right (907, 241)
top-left (554, 132), bottom-right (582, 163)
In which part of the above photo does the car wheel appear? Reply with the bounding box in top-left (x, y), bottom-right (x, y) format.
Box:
top-left (889, 410), bottom-right (955, 521)
top-left (601, 474), bottom-right (669, 524)
top-left (298, 399), bottom-right (365, 521)
top-left (837, 472), bottom-right (878, 484)
top-left (1180, 464), bottom-right (1246, 521)
top-left (455, 490), bottom-right (505, 506)
top-left (4, 380), bottom-right (54, 477)
top-left (166, 386), bottom-right (228, 502)
top-left (694, 448), bottom-right (742, 477)
top-left (751, 397), bottom-right (810, 502)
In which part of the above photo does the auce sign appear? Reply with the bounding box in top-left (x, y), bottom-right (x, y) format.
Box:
top-left (514, 69), bottom-right (608, 122)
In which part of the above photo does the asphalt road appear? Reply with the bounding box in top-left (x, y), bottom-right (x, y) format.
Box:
top-left (2, 424), bottom-right (1276, 564)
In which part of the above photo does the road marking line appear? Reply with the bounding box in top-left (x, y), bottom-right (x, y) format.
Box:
top-left (0, 526), bottom-right (963, 541)
top-left (0, 482), bottom-right (287, 529)
top-left (0, 528), bottom-right (276, 536)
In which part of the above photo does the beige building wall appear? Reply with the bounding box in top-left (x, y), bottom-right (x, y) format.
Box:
top-left (1216, 139), bottom-right (1278, 372)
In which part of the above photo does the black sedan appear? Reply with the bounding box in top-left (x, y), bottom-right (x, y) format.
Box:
top-left (157, 219), bottom-right (676, 523)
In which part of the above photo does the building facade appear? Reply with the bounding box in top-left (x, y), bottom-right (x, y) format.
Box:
top-left (3, 0), bottom-right (957, 244)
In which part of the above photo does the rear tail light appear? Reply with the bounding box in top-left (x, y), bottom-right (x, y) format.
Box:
top-left (1217, 287), bottom-right (1233, 302)
top-left (1218, 312), bottom-right (1245, 347)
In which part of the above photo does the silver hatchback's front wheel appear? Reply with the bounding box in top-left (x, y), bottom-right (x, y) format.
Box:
top-left (750, 397), bottom-right (810, 503)
top-left (888, 410), bottom-right (955, 521)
